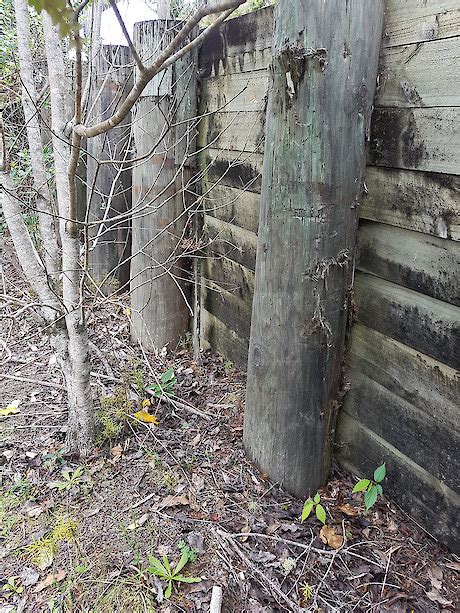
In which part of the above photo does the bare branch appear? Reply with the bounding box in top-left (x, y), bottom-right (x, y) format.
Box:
top-left (73, 0), bottom-right (246, 139)
top-left (108, 0), bottom-right (145, 72)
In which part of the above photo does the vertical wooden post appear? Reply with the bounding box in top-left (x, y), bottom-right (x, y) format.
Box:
top-left (173, 38), bottom-right (199, 357)
top-left (130, 20), bottom-right (192, 350)
top-left (87, 45), bottom-right (132, 295)
top-left (244, 0), bottom-right (384, 496)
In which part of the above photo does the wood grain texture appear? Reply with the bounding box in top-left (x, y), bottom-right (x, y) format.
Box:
top-left (201, 279), bottom-right (252, 340)
top-left (346, 324), bottom-right (459, 429)
top-left (201, 71), bottom-right (269, 113)
top-left (357, 220), bottom-right (460, 305)
top-left (202, 111), bottom-right (266, 154)
top-left (202, 183), bottom-right (260, 233)
top-left (87, 46), bottom-right (132, 295)
top-left (376, 37), bottom-right (460, 107)
top-left (200, 308), bottom-right (249, 366)
top-left (360, 167), bottom-right (460, 240)
top-left (343, 368), bottom-right (459, 491)
top-left (382, 0), bottom-right (460, 47)
top-left (130, 20), bottom-right (190, 350)
top-left (204, 149), bottom-right (263, 193)
top-left (369, 106), bottom-right (460, 174)
top-left (203, 215), bottom-right (258, 271)
top-left (244, 0), bottom-right (384, 496)
top-left (336, 414), bottom-right (460, 553)
top-left (203, 255), bottom-right (255, 307)
top-left (354, 272), bottom-right (460, 369)
top-left (199, 7), bottom-right (273, 78)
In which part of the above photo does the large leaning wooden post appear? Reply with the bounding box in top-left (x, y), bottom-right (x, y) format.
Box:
top-left (130, 19), bottom-right (191, 350)
top-left (244, 0), bottom-right (384, 496)
top-left (87, 46), bottom-right (133, 295)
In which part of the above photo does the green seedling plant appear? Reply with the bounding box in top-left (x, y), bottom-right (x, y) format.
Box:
top-left (146, 541), bottom-right (201, 598)
top-left (48, 466), bottom-right (85, 491)
top-left (2, 576), bottom-right (24, 597)
top-left (301, 492), bottom-right (326, 525)
top-left (146, 368), bottom-right (177, 399)
top-left (353, 462), bottom-right (386, 510)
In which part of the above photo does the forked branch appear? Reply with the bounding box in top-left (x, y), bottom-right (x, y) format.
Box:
top-left (73, 0), bottom-right (246, 138)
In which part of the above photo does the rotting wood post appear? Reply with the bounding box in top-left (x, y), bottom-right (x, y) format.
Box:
top-left (87, 46), bottom-right (133, 296)
top-left (244, 0), bottom-right (384, 496)
top-left (130, 20), bottom-right (191, 350)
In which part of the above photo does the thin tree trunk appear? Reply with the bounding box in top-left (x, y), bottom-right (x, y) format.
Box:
top-left (244, 0), bottom-right (384, 496)
top-left (1, 124), bottom-right (71, 394)
top-left (43, 14), bottom-right (95, 455)
top-left (14, 0), bottom-right (60, 277)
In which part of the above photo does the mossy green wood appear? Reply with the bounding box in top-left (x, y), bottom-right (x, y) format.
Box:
top-left (244, 0), bottom-right (384, 496)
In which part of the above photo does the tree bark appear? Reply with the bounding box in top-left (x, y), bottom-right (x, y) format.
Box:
top-left (14, 0), bottom-right (60, 278)
top-left (244, 0), bottom-right (384, 495)
top-left (43, 14), bottom-right (95, 455)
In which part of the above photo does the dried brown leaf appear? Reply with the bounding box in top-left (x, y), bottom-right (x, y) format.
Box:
top-left (425, 589), bottom-right (452, 607)
top-left (33, 570), bottom-right (66, 593)
top-left (320, 525), bottom-right (344, 549)
top-left (157, 494), bottom-right (189, 510)
top-left (338, 503), bottom-right (359, 517)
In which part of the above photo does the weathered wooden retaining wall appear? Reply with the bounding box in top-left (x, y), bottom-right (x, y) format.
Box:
top-left (197, 2), bottom-right (460, 549)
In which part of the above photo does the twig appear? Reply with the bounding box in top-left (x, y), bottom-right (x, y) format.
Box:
top-left (217, 529), bottom-right (305, 612)
top-left (122, 491), bottom-right (156, 513)
top-left (0, 372), bottom-right (65, 390)
top-left (89, 340), bottom-right (114, 378)
top-left (210, 585), bottom-right (223, 613)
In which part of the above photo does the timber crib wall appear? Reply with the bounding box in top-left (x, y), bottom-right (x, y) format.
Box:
top-left (196, 3), bottom-right (460, 550)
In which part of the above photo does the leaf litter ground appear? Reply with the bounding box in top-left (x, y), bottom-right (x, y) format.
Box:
top-left (0, 249), bottom-right (458, 612)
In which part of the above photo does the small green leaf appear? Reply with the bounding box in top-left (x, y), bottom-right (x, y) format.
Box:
top-left (301, 500), bottom-right (314, 523)
top-left (164, 581), bottom-right (173, 599)
top-left (173, 549), bottom-right (190, 575)
top-left (173, 574), bottom-right (202, 583)
top-left (352, 479), bottom-right (371, 493)
top-left (364, 485), bottom-right (378, 510)
top-left (161, 368), bottom-right (175, 384)
top-left (373, 463), bottom-right (386, 483)
top-left (313, 493), bottom-right (320, 504)
top-left (147, 556), bottom-right (168, 578)
top-left (376, 484), bottom-right (383, 495)
top-left (162, 555), bottom-right (171, 575)
top-left (315, 503), bottom-right (326, 525)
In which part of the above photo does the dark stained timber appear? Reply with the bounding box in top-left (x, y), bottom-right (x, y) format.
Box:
top-left (244, 0), bottom-right (384, 496)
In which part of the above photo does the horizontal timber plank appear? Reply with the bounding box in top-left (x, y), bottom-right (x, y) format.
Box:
top-left (203, 149), bottom-right (263, 193)
top-left (201, 71), bottom-right (269, 114)
top-left (346, 323), bottom-right (459, 429)
top-left (203, 255), bottom-right (255, 306)
top-left (203, 215), bottom-right (258, 272)
top-left (369, 107), bottom-right (460, 174)
top-left (357, 220), bottom-right (460, 305)
top-left (361, 167), bottom-right (460, 240)
top-left (336, 414), bottom-right (460, 553)
top-left (343, 368), bottom-right (460, 491)
top-left (202, 183), bottom-right (260, 233)
top-left (376, 37), bottom-right (460, 107)
top-left (354, 272), bottom-right (460, 369)
top-left (201, 279), bottom-right (252, 341)
top-left (382, 0), bottom-right (460, 47)
top-left (203, 111), bottom-right (265, 155)
top-left (200, 308), bottom-right (249, 367)
top-left (199, 7), bottom-right (273, 78)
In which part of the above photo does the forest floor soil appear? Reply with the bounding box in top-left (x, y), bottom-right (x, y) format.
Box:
top-left (0, 247), bottom-right (458, 612)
